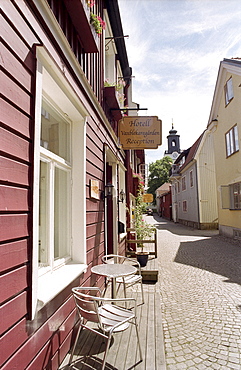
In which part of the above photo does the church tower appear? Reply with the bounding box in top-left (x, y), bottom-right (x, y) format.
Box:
top-left (164, 123), bottom-right (181, 160)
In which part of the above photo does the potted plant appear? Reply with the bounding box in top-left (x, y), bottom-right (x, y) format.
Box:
top-left (90, 12), bottom-right (106, 35)
top-left (134, 182), bottom-right (155, 267)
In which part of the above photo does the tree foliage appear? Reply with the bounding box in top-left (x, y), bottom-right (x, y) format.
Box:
top-left (147, 156), bottom-right (173, 202)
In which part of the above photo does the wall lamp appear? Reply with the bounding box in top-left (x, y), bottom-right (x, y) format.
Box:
top-left (118, 189), bottom-right (125, 203)
top-left (104, 182), bottom-right (114, 198)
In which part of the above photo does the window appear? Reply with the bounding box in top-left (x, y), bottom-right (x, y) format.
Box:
top-left (39, 100), bottom-right (71, 270)
top-left (183, 200), bottom-right (187, 212)
top-left (190, 170), bottom-right (194, 187)
top-left (182, 176), bottom-right (186, 191)
top-left (220, 182), bottom-right (241, 210)
top-left (178, 181), bottom-right (180, 193)
top-left (224, 77), bottom-right (234, 105)
top-left (225, 125), bottom-right (239, 157)
top-left (231, 182), bottom-right (241, 209)
top-left (33, 47), bottom-right (87, 315)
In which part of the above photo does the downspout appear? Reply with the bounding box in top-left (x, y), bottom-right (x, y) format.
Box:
top-left (104, 146), bottom-right (108, 256)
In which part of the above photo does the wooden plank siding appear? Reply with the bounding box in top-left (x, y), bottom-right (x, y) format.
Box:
top-left (1, 1), bottom-right (128, 369)
top-left (1, 20), bottom-right (35, 370)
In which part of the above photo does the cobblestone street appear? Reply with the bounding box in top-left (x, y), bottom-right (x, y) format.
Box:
top-left (148, 215), bottom-right (241, 370)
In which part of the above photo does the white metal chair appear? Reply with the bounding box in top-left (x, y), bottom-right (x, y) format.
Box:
top-left (102, 254), bottom-right (144, 305)
top-left (69, 287), bottom-right (142, 369)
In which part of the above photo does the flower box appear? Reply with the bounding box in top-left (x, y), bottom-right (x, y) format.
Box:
top-left (63, 0), bottom-right (99, 53)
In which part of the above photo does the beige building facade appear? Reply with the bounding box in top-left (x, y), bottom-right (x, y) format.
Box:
top-left (208, 58), bottom-right (241, 240)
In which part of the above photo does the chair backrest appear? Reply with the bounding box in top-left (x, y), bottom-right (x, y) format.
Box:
top-left (102, 254), bottom-right (125, 264)
top-left (102, 254), bottom-right (141, 272)
top-left (72, 287), bottom-right (101, 323)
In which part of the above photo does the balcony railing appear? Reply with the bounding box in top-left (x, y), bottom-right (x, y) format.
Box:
top-left (171, 164), bottom-right (181, 177)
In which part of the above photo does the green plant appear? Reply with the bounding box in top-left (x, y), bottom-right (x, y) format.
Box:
top-left (134, 183), bottom-right (155, 252)
top-left (104, 79), bottom-right (126, 106)
top-left (104, 78), bottom-right (125, 91)
top-left (90, 13), bottom-right (106, 35)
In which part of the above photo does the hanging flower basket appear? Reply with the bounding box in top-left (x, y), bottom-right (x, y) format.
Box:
top-left (90, 12), bottom-right (106, 35)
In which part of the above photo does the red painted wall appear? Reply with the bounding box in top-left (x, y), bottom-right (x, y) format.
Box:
top-left (159, 191), bottom-right (172, 220)
top-left (0, 1), bottom-right (128, 368)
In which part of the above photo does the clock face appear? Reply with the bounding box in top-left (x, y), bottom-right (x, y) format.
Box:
top-left (172, 151), bottom-right (179, 159)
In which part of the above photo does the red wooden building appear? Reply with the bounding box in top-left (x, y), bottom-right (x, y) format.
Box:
top-left (0, 1), bottom-right (145, 368)
top-left (156, 182), bottom-right (172, 220)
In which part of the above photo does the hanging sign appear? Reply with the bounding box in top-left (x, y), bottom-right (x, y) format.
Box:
top-left (118, 116), bottom-right (162, 149)
top-left (143, 194), bottom-right (154, 203)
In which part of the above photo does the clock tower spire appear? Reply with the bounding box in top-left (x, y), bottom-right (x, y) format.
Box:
top-left (164, 121), bottom-right (181, 159)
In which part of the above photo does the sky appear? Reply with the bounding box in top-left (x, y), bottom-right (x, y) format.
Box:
top-left (118, 0), bottom-right (241, 164)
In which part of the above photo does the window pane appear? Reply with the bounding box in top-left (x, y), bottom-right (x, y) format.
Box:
top-left (233, 183), bottom-right (241, 209)
top-left (41, 100), bottom-right (70, 162)
top-left (234, 125), bottom-right (239, 151)
top-left (227, 78), bottom-right (234, 101)
top-left (230, 130), bottom-right (234, 154)
top-left (39, 161), bottom-right (49, 267)
top-left (225, 78), bottom-right (234, 105)
top-left (54, 166), bottom-right (70, 259)
top-left (190, 171), bottom-right (193, 187)
top-left (226, 132), bottom-right (231, 156)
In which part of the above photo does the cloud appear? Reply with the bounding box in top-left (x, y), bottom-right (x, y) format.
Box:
top-left (118, 0), bottom-right (241, 163)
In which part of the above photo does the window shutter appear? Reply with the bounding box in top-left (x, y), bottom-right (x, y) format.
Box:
top-left (220, 185), bottom-right (230, 209)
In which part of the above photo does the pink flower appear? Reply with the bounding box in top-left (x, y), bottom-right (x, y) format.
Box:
top-left (87, 0), bottom-right (95, 8)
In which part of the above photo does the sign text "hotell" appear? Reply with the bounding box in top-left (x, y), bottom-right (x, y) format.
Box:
top-left (129, 118), bottom-right (151, 127)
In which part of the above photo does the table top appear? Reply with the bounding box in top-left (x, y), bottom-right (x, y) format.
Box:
top-left (91, 263), bottom-right (137, 278)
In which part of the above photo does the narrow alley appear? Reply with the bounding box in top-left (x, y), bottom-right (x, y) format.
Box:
top-left (148, 214), bottom-right (241, 370)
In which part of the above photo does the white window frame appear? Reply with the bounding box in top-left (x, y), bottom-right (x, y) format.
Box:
top-left (230, 182), bottom-right (241, 210)
top-left (220, 182), bottom-right (241, 210)
top-left (182, 176), bottom-right (186, 191)
top-left (32, 47), bottom-right (87, 317)
top-left (225, 124), bottom-right (239, 157)
top-left (182, 200), bottom-right (187, 212)
top-left (224, 77), bottom-right (234, 106)
top-left (38, 98), bottom-right (72, 274)
top-left (190, 170), bottom-right (194, 188)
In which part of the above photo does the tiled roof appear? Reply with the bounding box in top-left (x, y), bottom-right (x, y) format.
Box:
top-left (156, 182), bottom-right (171, 195)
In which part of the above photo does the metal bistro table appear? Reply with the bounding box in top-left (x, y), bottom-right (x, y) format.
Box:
top-left (91, 263), bottom-right (137, 299)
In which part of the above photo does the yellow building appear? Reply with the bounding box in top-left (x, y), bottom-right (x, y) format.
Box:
top-left (208, 58), bottom-right (241, 240)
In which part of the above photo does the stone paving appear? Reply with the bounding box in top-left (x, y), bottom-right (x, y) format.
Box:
top-left (148, 215), bottom-right (241, 370)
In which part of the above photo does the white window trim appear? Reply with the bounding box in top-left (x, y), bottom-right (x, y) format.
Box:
top-left (190, 170), bottom-right (194, 188)
top-left (182, 176), bottom-right (186, 191)
top-left (225, 124), bottom-right (239, 157)
top-left (32, 47), bottom-right (87, 317)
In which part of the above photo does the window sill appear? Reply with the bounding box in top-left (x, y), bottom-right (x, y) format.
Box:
top-left (37, 262), bottom-right (87, 309)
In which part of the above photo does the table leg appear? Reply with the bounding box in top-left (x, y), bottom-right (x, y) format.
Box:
top-left (111, 277), bottom-right (117, 299)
